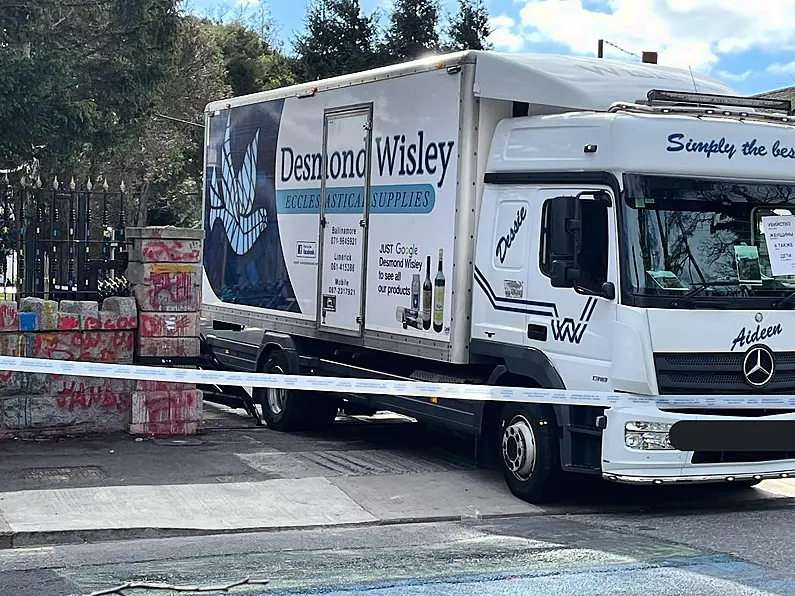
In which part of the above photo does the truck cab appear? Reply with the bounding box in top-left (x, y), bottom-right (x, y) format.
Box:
top-left (472, 91), bottom-right (795, 500)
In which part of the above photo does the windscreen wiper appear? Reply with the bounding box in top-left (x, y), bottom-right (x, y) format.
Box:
top-left (774, 290), bottom-right (795, 309)
top-left (669, 280), bottom-right (742, 308)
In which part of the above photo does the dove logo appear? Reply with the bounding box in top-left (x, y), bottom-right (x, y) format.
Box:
top-left (207, 116), bottom-right (269, 256)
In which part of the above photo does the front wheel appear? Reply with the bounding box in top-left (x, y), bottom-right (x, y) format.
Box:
top-left (256, 350), bottom-right (339, 432)
top-left (498, 402), bottom-right (563, 504)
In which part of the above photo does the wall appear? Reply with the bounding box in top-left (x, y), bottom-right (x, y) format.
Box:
top-left (127, 227), bottom-right (205, 436)
top-left (0, 297), bottom-right (137, 438)
top-left (0, 226), bottom-right (207, 440)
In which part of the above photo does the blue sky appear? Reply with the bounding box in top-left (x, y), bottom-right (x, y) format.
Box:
top-left (183, 0), bottom-right (795, 96)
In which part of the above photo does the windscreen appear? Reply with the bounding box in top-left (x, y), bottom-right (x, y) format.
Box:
top-left (620, 174), bottom-right (795, 306)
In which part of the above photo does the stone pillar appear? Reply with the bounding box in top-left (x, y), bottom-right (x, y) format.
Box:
top-left (126, 227), bottom-right (205, 436)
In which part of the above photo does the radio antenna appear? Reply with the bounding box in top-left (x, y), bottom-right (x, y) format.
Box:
top-left (688, 66), bottom-right (699, 92)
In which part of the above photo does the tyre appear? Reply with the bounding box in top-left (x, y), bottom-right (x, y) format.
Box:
top-left (498, 402), bottom-right (564, 504)
top-left (724, 478), bottom-right (763, 489)
top-left (256, 350), bottom-right (339, 432)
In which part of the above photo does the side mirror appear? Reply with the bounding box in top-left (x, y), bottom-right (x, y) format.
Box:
top-left (547, 196), bottom-right (582, 288)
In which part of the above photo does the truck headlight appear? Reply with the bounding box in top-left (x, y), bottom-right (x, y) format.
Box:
top-left (624, 421), bottom-right (675, 450)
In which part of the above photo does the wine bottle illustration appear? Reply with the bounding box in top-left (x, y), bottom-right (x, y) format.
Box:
top-left (433, 249), bottom-right (445, 333)
top-left (411, 274), bottom-right (420, 310)
top-left (422, 255), bottom-right (432, 330)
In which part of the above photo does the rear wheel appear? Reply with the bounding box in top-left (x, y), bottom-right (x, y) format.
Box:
top-left (257, 350), bottom-right (339, 431)
top-left (725, 478), bottom-right (763, 489)
top-left (498, 402), bottom-right (564, 504)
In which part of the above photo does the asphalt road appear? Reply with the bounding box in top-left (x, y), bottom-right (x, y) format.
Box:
top-left (4, 404), bottom-right (795, 595)
top-left (3, 506), bottom-right (795, 596)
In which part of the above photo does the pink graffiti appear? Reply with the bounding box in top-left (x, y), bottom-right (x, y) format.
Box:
top-left (0, 304), bottom-right (18, 330)
top-left (147, 271), bottom-right (194, 307)
top-left (56, 380), bottom-right (131, 412)
top-left (140, 313), bottom-right (192, 337)
top-left (141, 240), bottom-right (201, 263)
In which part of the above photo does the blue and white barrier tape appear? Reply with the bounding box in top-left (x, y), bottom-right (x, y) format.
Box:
top-left (0, 355), bottom-right (794, 410)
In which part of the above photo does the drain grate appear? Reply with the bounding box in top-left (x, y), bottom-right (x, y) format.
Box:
top-left (20, 466), bottom-right (106, 482)
top-left (238, 449), bottom-right (470, 478)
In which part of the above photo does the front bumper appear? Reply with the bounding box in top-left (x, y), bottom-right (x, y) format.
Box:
top-left (601, 405), bottom-right (795, 484)
top-left (604, 469), bottom-right (795, 485)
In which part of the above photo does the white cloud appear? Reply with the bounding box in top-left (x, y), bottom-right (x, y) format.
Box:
top-left (505, 0), bottom-right (795, 75)
top-left (767, 62), bottom-right (795, 76)
top-left (716, 70), bottom-right (753, 83)
top-left (488, 15), bottom-right (526, 52)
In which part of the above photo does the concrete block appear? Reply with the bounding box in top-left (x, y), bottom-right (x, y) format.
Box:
top-left (83, 312), bottom-right (137, 331)
top-left (131, 392), bottom-right (172, 425)
top-left (0, 332), bottom-right (24, 357)
top-left (32, 331), bottom-right (134, 363)
top-left (140, 312), bottom-right (200, 338)
top-left (57, 313), bottom-right (81, 331)
top-left (0, 371), bottom-right (50, 398)
top-left (59, 300), bottom-right (99, 316)
top-left (136, 380), bottom-right (196, 392)
top-left (1, 393), bottom-right (131, 433)
top-left (0, 373), bottom-right (132, 399)
top-left (131, 264), bottom-right (201, 312)
top-left (49, 375), bottom-right (136, 409)
top-left (138, 336), bottom-right (200, 358)
top-left (0, 301), bottom-right (19, 331)
top-left (19, 298), bottom-right (58, 330)
top-left (130, 238), bottom-right (202, 264)
top-left (127, 262), bottom-right (202, 286)
top-left (18, 313), bottom-right (37, 331)
top-left (126, 226), bottom-right (205, 241)
top-left (101, 296), bottom-right (138, 316)
top-left (171, 390), bottom-right (203, 422)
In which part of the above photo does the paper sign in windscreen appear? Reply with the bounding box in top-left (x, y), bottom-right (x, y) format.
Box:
top-left (733, 245), bottom-right (762, 284)
top-left (761, 216), bottom-right (795, 277)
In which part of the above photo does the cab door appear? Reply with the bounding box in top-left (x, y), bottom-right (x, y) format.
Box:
top-left (530, 186), bottom-right (618, 391)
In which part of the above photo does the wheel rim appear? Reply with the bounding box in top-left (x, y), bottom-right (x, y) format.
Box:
top-left (502, 415), bottom-right (537, 481)
top-left (266, 364), bottom-right (287, 415)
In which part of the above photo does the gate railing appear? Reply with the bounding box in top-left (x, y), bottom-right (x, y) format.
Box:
top-left (0, 175), bottom-right (133, 303)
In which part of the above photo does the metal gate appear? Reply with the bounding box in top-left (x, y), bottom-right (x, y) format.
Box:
top-left (0, 175), bottom-right (131, 303)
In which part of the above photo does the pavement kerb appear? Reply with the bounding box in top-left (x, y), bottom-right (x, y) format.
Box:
top-left (4, 514), bottom-right (535, 549)
top-left (4, 495), bottom-right (795, 549)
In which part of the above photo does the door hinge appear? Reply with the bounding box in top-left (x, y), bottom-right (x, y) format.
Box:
top-left (356, 316), bottom-right (363, 324)
top-left (359, 219), bottom-right (366, 227)
top-left (320, 216), bottom-right (327, 227)
top-left (363, 120), bottom-right (372, 131)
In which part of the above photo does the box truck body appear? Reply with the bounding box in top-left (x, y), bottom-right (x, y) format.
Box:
top-left (202, 51), bottom-right (795, 503)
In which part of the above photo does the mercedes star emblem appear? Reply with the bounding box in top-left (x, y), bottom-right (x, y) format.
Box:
top-left (742, 344), bottom-right (776, 388)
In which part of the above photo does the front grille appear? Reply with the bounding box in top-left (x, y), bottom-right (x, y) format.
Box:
top-left (655, 352), bottom-right (795, 395)
top-left (692, 451), bottom-right (795, 464)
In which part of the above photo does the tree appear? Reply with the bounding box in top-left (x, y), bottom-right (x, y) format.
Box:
top-left (382, 0), bottom-right (442, 63)
top-left (66, 15), bottom-right (233, 227)
top-left (214, 22), bottom-right (271, 96)
top-left (445, 0), bottom-right (492, 52)
top-left (292, 0), bottom-right (380, 82)
top-left (0, 0), bottom-right (180, 171)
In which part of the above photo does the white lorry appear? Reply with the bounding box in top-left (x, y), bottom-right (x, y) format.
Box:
top-left (201, 50), bottom-right (795, 503)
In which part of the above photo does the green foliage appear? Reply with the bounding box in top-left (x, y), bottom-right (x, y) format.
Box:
top-left (214, 22), bottom-right (270, 96)
top-left (382, 0), bottom-right (442, 63)
top-left (445, 0), bottom-right (493, 52)
top-left (0, 0), bottom-right (495, 227)
top-left (292, 0), bottom-right (381, 81)
top-left (0, 0), bottom-right (181, 170)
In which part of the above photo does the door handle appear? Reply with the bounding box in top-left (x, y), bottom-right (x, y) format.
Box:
top-left (527, 323), bottom-right (547, 342)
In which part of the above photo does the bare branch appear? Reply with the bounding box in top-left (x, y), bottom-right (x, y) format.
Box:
top-left (84, 576), bottom-right (270, 596)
